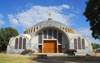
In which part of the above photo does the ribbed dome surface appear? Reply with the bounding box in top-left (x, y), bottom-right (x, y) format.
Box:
top-left (33, 20), bottom-right (66, 26)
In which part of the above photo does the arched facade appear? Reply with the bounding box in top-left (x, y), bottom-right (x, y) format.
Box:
top-left (7, 19), bottom-right (92, 54)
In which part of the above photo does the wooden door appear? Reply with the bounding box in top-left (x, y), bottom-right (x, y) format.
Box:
top-left (38, 45), bottom-right (42, 53)
top-left (58, 45), bottom-right (62, 53)
top-left (44, 40), bottom-right (57, 53)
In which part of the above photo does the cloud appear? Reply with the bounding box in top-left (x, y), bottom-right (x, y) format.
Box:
top-left (8, 4), bottom-right (76, 28)
top-left (76, 27), bottom-right (100, 44)
top-left (76, 27), bottom-right (92, 36)
top-left (73, 8), bottom-right (81, 13)
top-left (16, 7), bottom-right (22, 11)
top-left (0, 13), bottom-right (5, 26)
top-left (8, 14), bottom-right (19, 27)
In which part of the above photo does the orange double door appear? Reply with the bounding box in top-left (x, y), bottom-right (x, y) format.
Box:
top-left (44, 40), bottom-right (57, 53)
top-left (38, 40), bottom-right (62, 53)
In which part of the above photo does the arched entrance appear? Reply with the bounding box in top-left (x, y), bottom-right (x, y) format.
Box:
top-left (34, 26), bottom-right (70, 53)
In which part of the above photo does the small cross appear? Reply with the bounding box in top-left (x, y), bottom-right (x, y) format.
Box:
top-left (48, 12), bottom-right (52, 17)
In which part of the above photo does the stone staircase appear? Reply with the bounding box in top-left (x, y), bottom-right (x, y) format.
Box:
top-left (32, 53), bottom-right (68, 56)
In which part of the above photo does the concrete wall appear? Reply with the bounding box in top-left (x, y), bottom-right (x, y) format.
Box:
top-left (70, 36), bottom-right (93, 54)
top-left (30, 28), bottom-right (69, 53)
top-left (7, 35), bottom-right (30, 54)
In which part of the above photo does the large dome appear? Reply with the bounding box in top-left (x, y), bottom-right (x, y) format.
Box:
top-left (24, 18), bottom-right (76, 34)
top-left (33, 20), bottom-right (66, 27)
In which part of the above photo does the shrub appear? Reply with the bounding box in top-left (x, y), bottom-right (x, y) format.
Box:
top-left (68, 49), bottom-right (77, 53)
top-left (25, 49), bottom-right (32, 53)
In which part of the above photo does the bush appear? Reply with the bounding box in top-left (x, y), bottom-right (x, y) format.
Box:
top-left (67, 49), bottom-right (77, 53)
top-left (25, 49), bottom-right (32, 53)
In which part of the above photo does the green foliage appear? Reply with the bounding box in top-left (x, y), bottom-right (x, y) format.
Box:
top-left (84, 0), bottom-right (100, 39)
top-left (0, 27), bottom-right (19, 51)
top-left (92, 43), bottom-right (100, 49)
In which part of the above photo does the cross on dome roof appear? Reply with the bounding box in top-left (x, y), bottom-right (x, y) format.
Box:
top-left (48, 12), bottom-right (52, 20)
top-left (48, 12), bottom-right (52, 17)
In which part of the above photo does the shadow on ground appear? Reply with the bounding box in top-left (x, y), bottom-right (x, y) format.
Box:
top-left (28, 56), bottom-right (100, 63)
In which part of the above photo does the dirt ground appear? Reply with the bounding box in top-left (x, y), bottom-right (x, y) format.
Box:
top-left (2, 53), bottom-right (100, 63)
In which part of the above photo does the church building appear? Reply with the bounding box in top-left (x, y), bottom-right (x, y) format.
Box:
top-left (7, 14), bottom-right (93, 54)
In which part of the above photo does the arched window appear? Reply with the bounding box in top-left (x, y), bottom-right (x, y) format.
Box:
top-left (38, 33), bottom-right (42, 43)
top-left (48, 29), bottom-right (52, 39)
top-left (78, 37), bottom-right (81, 49)
top-left (74, 38), bottom-right (77, 49)
top-left (58, 33), bottom-right (62, 44)
top-left (43, 30), bottom-right (47, 39)
top-left (82, 39), bottom-right (85, 49)
top-left (23, 38), bottom-right (26, 49)
top-left (15, 38), bottom-right (18, 49)
top-left (53, 30), bottom-right (57, 39)
top-left (19, 37), bottom-right (22, 49)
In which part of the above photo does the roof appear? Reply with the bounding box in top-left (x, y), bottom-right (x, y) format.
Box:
top-left (19, 34), bottom-right (31, 40)
top-left (33, 20), bottom-right (66, 27)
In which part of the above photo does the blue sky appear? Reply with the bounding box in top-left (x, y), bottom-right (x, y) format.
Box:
top-left (0, 0), bottom-right (99, 44)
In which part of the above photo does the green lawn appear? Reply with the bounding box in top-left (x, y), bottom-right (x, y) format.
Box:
top-left (0, 53), bottom-right (32, 63)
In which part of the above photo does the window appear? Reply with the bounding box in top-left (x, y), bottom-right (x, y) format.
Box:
top-left (43, 30), bottom-right (47, 39)
top-left (23, 38), bottom-right (26, 49)
top-left (19, 37), bottom-right (22, 49)
top-left (78, 37), bottom-right (81, 49)
top-left (74, 38), bottom-right (77, 49)
top-left (15, 38), bottom-right (18, 49)
top-left (38, 33), bottom-right (42, 43)
top-left (48, 29), bottom-right (52, 39)
top-left (82, 39), bottom-right (85, 49)
top-left (58, 33), bottom-right (62, 44)
top-left (53, 30), bottom-right (57, 39)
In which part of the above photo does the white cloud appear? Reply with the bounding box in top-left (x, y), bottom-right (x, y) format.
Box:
top-left (76, 27), bottom-right (100, 44)
top-left (73, 8), bottom-right (81, 13)
top-left (90, 39), bottom-right (100, 44)
top-left (8, 4), bottom-right (76, 28)
top-left (8, 14), bottom-right (19, 27)
top-left (76, 27), bottom-right (92, 36)
top-left (0, 13), bottom-right (5, 26)
top-left (17, 7), bottom-right (22, 11)
top-left (60, 4), bottom-right (70, 9)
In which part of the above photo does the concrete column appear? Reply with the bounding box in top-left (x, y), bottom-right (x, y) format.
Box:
top-left (32, 27), bottom-right (34, 32)
top-left (77, 38), bottom-right (78, 49)
top-left (60, 26), bottom-right (62, 29)
top-left (57, 31), bottom-right (58, 53)
top-left (81, 37), bottom-right (82, 50)
top-left (68, 27), bottom-right (69, 32)
top-left (40, 25), bottom-right (42, 27)
top-left (22, 37), bottom-right (23, 49)
top-left (30, 28), bottom-right (31, 33)
top-left (64, 26), bottom-right (65, 31)
top-left (66, 27), bottom-right (68, 32)
top-left (18, 38), bottom-right (19, 49)
top-left (70, 28), bottom-right (72, 33)
top-left (38, 26), bottom-right (40, 29)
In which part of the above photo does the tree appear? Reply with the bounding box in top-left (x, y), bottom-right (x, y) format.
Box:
top-left (92, 43), bottom-right (100, 49)
top-left (84, 0), bottom-right (100, 39)
top-left (0, 27), bottom-right (19, 51)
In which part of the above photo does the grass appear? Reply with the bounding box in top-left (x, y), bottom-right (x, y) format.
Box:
top-left (0, 53), bottom-right (100, 63)
top-left (0, 53), bottom-right (33, 63)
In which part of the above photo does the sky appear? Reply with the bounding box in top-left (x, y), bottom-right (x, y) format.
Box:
top-left (0, 0), bottom-right (100, 44)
